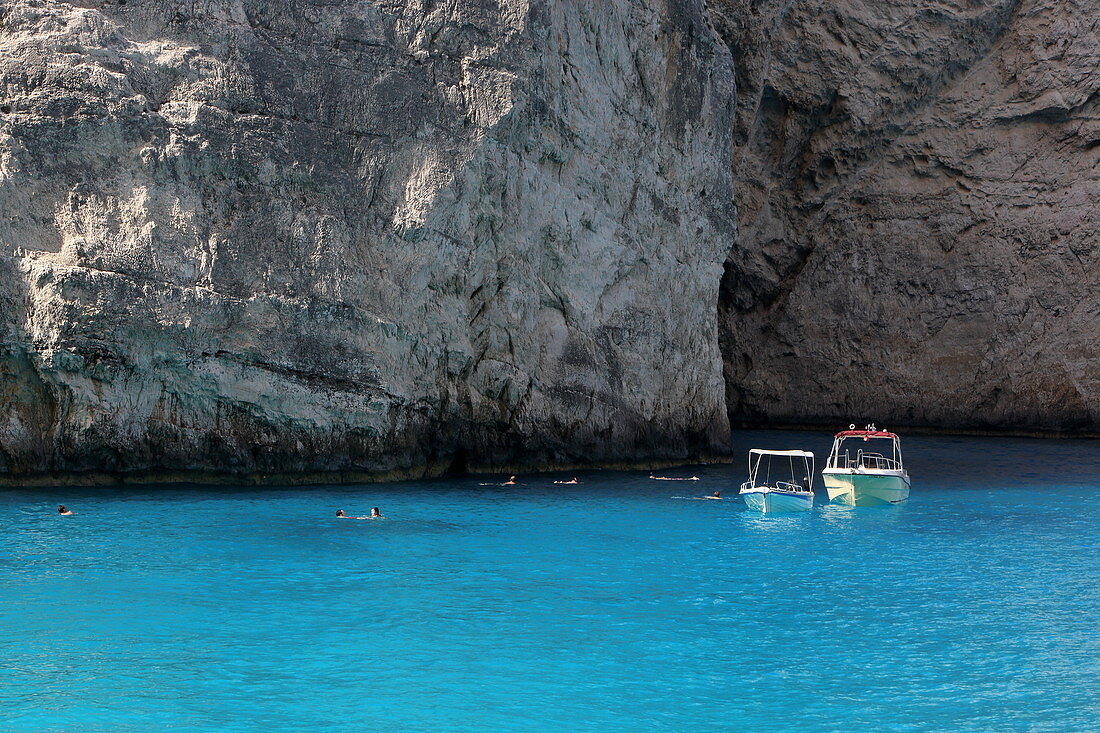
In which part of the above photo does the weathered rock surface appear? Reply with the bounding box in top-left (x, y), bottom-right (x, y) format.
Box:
top-left (1, 0), bottom-right (1096, 484)
top-left (714, 0), bottom-right (1099, 433)
top-left (0, 0), bottom-right (736, 481)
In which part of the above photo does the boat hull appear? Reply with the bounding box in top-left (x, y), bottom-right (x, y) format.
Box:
top-left (740, 489), bottom-right (814, 513)
top-left (822, 471), bottom-right (910, 506)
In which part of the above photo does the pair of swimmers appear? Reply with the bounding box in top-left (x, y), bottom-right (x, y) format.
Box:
top-left (336, 508), bottom-right (383, 520)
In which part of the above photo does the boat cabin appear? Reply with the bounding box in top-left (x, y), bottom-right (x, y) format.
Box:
top-left (826, 425), bottom-right (904, 471)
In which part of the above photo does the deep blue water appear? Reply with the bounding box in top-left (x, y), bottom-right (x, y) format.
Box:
top-left (2, 431), bottom-right (1098, 732)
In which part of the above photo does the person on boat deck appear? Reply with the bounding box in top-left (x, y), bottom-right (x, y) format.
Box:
top-left (503, 475), bottom-right (517, 486)
top-left (370, 507), bottom-right (383, 519)
top-left (58, 505), bottom-right (72, 515)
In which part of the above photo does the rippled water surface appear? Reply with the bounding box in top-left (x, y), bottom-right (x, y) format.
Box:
top-left (2, 431), bottom-right (1098, 732)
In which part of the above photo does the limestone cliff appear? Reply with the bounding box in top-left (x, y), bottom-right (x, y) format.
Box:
top-left (713, 0), bottom-right (1099, 433)
top-left (1, 0), bottom-right (1096, 484)
top-left (0, 0), bottom-right (736, 481)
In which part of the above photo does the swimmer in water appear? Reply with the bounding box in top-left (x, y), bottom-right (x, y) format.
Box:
top-left (336, 509), bottom-right (369, 520)
top-left (58, 505), bottom-right (72, 515)
top-left (503, 475), bottom-right (517, 486)
top-left (703, 491), bottom-right (721, 500)
top-left (553, 477), bottom-right (579, 484)
top-left (370, 507), bottom-right (383, 519)
top-left (649, 475), bottom-right (701, 481)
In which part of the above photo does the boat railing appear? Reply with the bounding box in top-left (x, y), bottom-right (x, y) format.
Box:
top-left (830, 451), bottom-right (903, 471)
top-left (741, 480), bottom-right (808, 492)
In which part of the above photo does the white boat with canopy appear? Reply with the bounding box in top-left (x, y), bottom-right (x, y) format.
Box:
top-left (822, 425), bottom-right (910, 506)
top-left (739, 449), bottom-right (815, 513)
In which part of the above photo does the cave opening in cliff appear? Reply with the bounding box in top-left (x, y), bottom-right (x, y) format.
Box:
top-left (716, 256), bottom-right (759, 430)
top-left (446, 449), bottom-right (469, 477)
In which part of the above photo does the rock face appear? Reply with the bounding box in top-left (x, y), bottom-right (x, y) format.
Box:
top-left (713, 0), bottom-right (1100, 433)
top-left (1, 1), bottom-right (1096, 484)
top-left (0, 0), bottom-right (736, 480)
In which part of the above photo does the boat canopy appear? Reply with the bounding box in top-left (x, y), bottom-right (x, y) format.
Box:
top-left (745, 449), bottom-right (816, 493)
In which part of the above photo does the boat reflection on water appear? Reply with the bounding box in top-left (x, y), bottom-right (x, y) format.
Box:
top-left (815, 500), bottom-right (909, 528)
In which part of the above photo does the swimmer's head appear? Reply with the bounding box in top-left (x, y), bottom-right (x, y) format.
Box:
top-left (371, 507), bottom-right (381, 517)
top-left (336, 509), bottom-right (346, 517)
top-left (58, 505), bottom-right (66, 513)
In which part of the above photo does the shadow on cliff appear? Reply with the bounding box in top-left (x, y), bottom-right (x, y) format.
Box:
top-left (709, 0), bottom-right (1098, 436)
top-left (0, 254), bottom-right (60, 474)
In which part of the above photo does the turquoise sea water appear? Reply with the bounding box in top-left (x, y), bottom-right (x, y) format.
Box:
top-left (2, 431), bottom-right (1098, 732)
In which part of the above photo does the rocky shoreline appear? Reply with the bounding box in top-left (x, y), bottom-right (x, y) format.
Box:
top-left (0, 454), bottom-right (735, 488)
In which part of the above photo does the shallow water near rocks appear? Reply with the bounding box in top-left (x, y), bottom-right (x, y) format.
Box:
top-left (2, 431), bottom-right (1098, 732)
